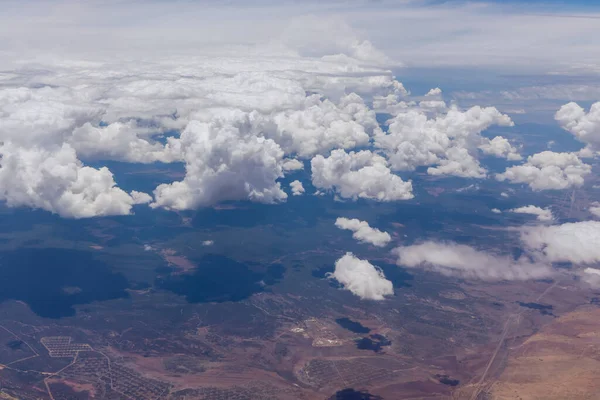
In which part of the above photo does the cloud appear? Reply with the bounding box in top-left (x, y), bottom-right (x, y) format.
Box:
top-left (151, 113), bottom-right (288, 210)
top-left (374, 104), bottom-right (514, 178)
top-left (479, 136), bottom-right (522, 161)
top-left (335, 217), bottom-right (391, 247)
top-left (311, 149), bottom-right (413, 201)
top-left (520, 221), bottom-right (600, 264)
top-left (202, 240), bottom-right (214, 246)
top-left (290, 180), bottom-right (305, 196)
top-left (426, 88), bottom-right (442, 97)
top-left (282, 159), bottom-right (304, 171)
top-left (3, 1), bottom-right (599, 71)
top-left (269, 93), bottom-right (382, 158)
top-left (393, 241), bottom-right (553, 281)
top-left (509, 205), bottom-right (554, 222)
top-left (590, 202), bottom-right (600, 218)
top-left (555, 102), bottom-right (600, 153)
top-left (497, 151), bottom-right (591, 190)
top-left (581, 267), bottom-right (600, 287)
top-left (327, 252), bottom-right (393, 300)
top-left (491, 208), bottom-right (502, 214)
top-left (0, 142), bottom-right (146, 218)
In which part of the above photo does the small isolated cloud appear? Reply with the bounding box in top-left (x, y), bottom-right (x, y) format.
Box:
top-left (501, 192), bottom-right (509, 198)
top-left (282, 159), bottom-right (304, 171)
top-left (582, 267), bottom-right (600, 287)
top-left (290, 180), bottom-right (305, 196)
top-left (510, 205), bottom-right (554, 222)
top-left (491, 208), bottom-right (502, 214)
top-left (335, 217), bottom-right (391, 247)
top-left (555, 102), bottom-right (600, 153)
top-left (327, 253), bottom-right (393, 300)
top-left (590, 202), bottom-right (600, 218)
top-left (143, 244), bottom-right (153, 251)
top-left (393, 241), bottom-right (553, 281)
top-left (425, 88), bottom-right (442, 97)
top-left (479, 136), bottom-right (522, 161)
top-left (202, 240), bottom-right (214, 246)
top-left (520, 221), bottom-right (600, 264)
top-left (497, 151), bottom-right (591, 191)
top-left (311, 149), bottom-right (413, 201)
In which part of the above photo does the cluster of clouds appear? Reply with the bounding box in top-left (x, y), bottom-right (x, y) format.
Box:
top-left (329, 216), bottom-right (600, 298)
top-left (496, 151), bottom-right (591, 191)
top-left (1, 2), bottom-right (599, 221)
top-left (373, 93), bottom-right (520, 179)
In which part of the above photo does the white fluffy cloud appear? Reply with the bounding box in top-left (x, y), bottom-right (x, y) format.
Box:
top-left (269, 93), bottom-right (382, 158)
top-left (311, 149), bottom-right (413, 201)
top-left (509, 205), bottom-right (554, 222)
top-left (393, 241), bottom-right (553, 281)
top-left (590, 202), bottom-right (600, 218)
top-left (335, 217), bottom-right (391, 247)
top-left (555, 102), bottom-right (600, 152)
top-left (479, 136), bottom-right (522, 161)
top-left (520, 221), bottom-right (600, 264)
top-left (0, 142), bottom-right (147, 218)
top-left (374, 104), bottom-right (515, 178)
top-left (152, 113), bottom-right (288, 210)
top-left (497, 151), bottom-right (591, 190)
top-left (327, 253), bottom-right (393, 300)
top-left (290, 180), bottom-right (305, 196)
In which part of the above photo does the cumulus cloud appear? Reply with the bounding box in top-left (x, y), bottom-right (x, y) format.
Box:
top-left (335, 217), bottom-right (391, 247)
top-left (497, 151), bottom-right (591, 190)
top-left (202, 240), bottom-right (214, 246)
top-left (491, 208), bottom-right (502, 214)
top-left (290, 180), bottom-right (305, 196)
top-left (590, 202), bottom-right (600, 218)
top-left (311, 149), bottom-right (413, 201)
top-left (479, 136), bottom-right (522, 161)
top-left (555, 102), bottom-right (600, 152)
top-left (327, 253), bottom-right (393, 300)
top-left (268, 93), bottom-right (382, 158)
top-left (0, 142), bottom-right (146, 218)
top-left (426, 88), bottom-right (442, 97)
top-left (152, 113), bottom-right (288, 210)
top-left (581, 267), bottom-right (600, 287)
top-left (393, 241), bottom-right (553, 281)
top-left (520, 221), bottom-right (600, 264)
top-left (282, 159), bottom-right (304, 171)
top-left (509, 205), bottom-right (554, 222)
top-left (374, 104), bottom-right (514, 178)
